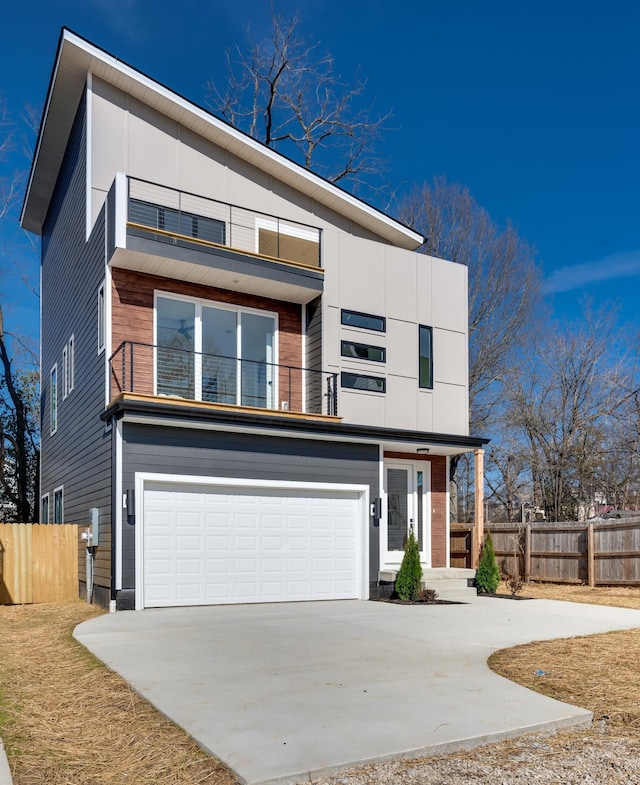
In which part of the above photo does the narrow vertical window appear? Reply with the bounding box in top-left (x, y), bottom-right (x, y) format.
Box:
top-left (98, 283), bottom-right (105, 354)
top-left (50, 364), bottom-right (58, 434)
top-left (41, 494), bottom-right (50, 524)
top-left (54, 486), bottom-right (64, 524)
top-left (419, 325), bottom-right (433, 389)
top-left (68, 334), bottom-right (75, 393)
top-left (62, 345), bottom-right (69, 399)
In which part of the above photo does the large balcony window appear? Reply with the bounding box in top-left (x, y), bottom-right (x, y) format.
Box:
top-left (156, 295), bottom-right (276, 409)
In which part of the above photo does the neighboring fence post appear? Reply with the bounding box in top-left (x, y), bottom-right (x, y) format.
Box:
top-left (473, 449), bottom-right (485, 568)
top-left (524, 523), bottom-right (532, 582)
top-left (587, 523), bottom-right (595, 587)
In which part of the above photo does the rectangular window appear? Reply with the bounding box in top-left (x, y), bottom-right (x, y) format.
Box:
top-left (341, 371), bottom-right (386, 393)
top-left (419, 325), bottom-right (433, 389)
top-left (41, 494), bottom-right (50, 524)
top-left (68, 335), bottom-right (75, 393)
top-left (53, 486), bottom-right (63, 524)
top-left (50, 364), bottom-right (58, 434)
top-left (341, 309), bottom-right (386, 332)
top-left (130, 199), bottom-right (226, 245)
top-left (341, 340), bottom-right (385, 363)
top-left (98, 283), bottom-right (105, 354)
top-left (155, 294), bottom-right (277, 409)
top-left (62, 345), bottom-right (68, 399)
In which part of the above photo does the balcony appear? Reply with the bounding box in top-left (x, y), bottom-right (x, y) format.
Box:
top-left (106, 175), bottom-right (324, 304)
top-left (109, 341), bottom-right (339, 418)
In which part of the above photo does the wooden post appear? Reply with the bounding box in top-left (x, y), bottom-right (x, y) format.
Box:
top-left (587, 523), bottom-right (595, 587)
top-left (524, 523), bottom-right (532, 582)
top-left (473, 449), bottom-right (485, 568)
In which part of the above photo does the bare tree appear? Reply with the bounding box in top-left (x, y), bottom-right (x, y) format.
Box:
top-left (208, 10), bottom-right (391, 195)
top-left (0, 105), bottom-right (40, 521)
top-left (397, 177), bottom-right (544, 434)
top-left (506, 304), bottom-right (632, 521)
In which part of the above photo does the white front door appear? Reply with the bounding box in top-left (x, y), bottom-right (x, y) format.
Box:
top-left (383, 462), bottom-right (431, 568)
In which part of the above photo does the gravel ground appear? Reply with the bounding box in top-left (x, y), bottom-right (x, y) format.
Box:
top-left (313, 725), bottom-right (640, 785)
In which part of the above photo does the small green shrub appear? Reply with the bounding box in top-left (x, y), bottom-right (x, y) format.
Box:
top-left (476, 531), bottom-right (500, 594)
top-left (395, 529), bottom-right (423, 601)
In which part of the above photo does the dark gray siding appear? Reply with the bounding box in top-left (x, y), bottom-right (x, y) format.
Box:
top-left (40, 92), bottom-right (112, 596)
top-left (121, 423), bottom-right (380, 590)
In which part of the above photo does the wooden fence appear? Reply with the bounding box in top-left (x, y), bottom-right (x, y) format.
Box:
top-left (0, 524), bottom-right (80, 604)
top-left (450, 520), bottom-right (640, 586)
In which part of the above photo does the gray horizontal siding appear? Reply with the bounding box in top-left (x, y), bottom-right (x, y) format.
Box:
top-left (121, 423), bottom-right (380, 590)
top-left (40, 91), bottom-right (112, 592)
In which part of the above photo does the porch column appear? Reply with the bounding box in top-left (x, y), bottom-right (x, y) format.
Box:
top-left (473, 448), bottom-right (485, 568)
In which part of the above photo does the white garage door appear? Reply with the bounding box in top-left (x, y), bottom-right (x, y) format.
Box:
top-left (142, 482), bottom-right (363, 608)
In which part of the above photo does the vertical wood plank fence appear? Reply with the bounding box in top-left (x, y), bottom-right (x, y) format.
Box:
top-left (450, 520), bottom-right (640, 586)
top-left (0, 524), bottom-right (80, 604)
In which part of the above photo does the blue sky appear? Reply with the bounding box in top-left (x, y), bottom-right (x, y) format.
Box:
top-left (1, 0), bottom-right (639, 340)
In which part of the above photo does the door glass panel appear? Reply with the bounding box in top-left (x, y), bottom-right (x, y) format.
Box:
top-left (156, 297), bottom-right (195, 398)
top-left (416, 470), bottom-right (424, 550)
top-left (240, 313), bottom-right (275, 408)
top-left (202, 306), bottom-right (237, 404)
top-left (387, 468), bottom-right (409, 551)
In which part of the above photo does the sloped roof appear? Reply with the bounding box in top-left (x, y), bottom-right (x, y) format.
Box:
top-left (21, 28), bottom-right (424, 250)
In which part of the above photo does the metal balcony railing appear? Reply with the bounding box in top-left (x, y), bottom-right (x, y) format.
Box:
top-left (126, 177), bottom-right (323, 268)
top-left (109, 341), bottom-right (338, 417)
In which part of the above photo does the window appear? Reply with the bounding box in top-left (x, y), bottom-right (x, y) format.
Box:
top-left (130, 199), bottom-right (226, 245)
top-left (341, 309), bottom-right (386, 332)
top-left (155, 294), bottom-right (277, 408)
top-left (98, 283), bottom-right (105, 354)
top-left (68, 335), bottom-right (75, 393)
top-left (341, 371), bottom-right (386, 393)
top-left (419, 325), bottom-right (433, 389)
top-left (53, 486), bottom-right (63, 524)
top-left (62, 345), bottom-right (68, 399)
top-left (341, 340), bottom-right (385, 363)
top-left (50, 364), bottom-right (58, 434)
top-left (41, 494), bottom-right (50, 524)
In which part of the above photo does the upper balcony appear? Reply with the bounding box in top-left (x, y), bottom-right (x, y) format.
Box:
top-left (106, 174), bottom-right (324, 304)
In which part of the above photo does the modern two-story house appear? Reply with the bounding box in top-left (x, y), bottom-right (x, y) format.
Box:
top-left (21, 29), bottom-right (487, 610)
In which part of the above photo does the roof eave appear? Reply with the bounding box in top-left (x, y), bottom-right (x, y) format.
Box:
top-left (21, 29), bottom-right (424, 250)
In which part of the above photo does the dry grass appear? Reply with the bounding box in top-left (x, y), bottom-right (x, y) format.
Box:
top-left (2, 586), bottom-right (640, 784)
top-left (490, 582), bottom-right (640, 734)
top-left (0, 601), bottom-right (238, 785)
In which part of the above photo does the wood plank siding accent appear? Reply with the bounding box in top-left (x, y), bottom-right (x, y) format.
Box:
top-left (111, 268), bottom-right (304, 409)
top-left (384, 452), bottom-right (448, 568)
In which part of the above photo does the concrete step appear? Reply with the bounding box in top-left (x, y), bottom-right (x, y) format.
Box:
top-left (379, 567), bottom-right (478, 602)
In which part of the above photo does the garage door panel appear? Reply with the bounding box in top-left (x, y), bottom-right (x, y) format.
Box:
top-left (143, 483), bottom-right (362, 608)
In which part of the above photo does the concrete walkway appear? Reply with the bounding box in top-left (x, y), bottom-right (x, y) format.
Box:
top-left (75, 597), bottom-right (640, 785)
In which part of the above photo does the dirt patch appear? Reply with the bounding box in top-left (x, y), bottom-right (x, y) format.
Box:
top-left (0, 601), bottom-right (238, 785)
top-left (502, 581), bottom-right (640, 610)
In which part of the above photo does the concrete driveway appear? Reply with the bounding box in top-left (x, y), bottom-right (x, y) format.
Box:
top-left (75, 597), bottom-right (640, 785)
